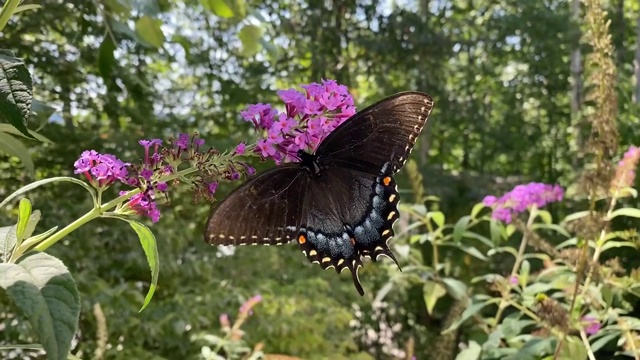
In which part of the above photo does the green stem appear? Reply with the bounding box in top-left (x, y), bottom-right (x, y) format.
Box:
top-left (492, 209), bottom-right (536, 328)
top-left (0, 0), bottom-right (20, 32)
top-left (32, 207), bottom-right (102, 252)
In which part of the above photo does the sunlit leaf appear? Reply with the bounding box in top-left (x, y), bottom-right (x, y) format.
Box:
top-left (201, 0), bottom-right (234, 18)
top-left (135, 16), bottom-right (165, 48)
top-left (455, 340), bottom-right (481, 360)
top-left (238, 24), bottom-right (263, 57)
top-left (609, 207), bottom-right (640, 220)
top-left (470, 202), bottom-right (486, 219)
top-left (429, 211), bottom-right (445, 228)
top-left (423, 280), bottom-right (446, 315)
top-left (453, 215), bottom-right (470, 242)
top-left (0, 131), bottom-right (35, 176)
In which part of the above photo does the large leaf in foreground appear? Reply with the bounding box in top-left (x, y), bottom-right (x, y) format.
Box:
top-left (0, 252), bottom-right (80, 360)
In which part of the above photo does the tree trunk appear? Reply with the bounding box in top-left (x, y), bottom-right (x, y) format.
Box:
top-left (570, 0), bottom-right (583, 115)
top-left (634, 15), bottom-right (640, 103)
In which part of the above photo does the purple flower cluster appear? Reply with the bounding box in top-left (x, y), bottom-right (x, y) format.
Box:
top-left (74, 150), bottom-right (129, 187)
top-left (483, 182), bottom-right (564, 223)
top-left (582, 315), bottom-right (601, 335)
top-left (241, 79), bottom-right (356, 164)
top-left (239, 294), bottom-right (262, 316)
top-left (612, 145), bottom-right (640, 190)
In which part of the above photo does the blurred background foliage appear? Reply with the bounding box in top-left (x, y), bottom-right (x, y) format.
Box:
top-left (1, 0), bottom-right (639, 359)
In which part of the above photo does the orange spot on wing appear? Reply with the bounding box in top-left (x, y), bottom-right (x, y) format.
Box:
top-left (383, 177), bottom-right (392, 186)
top-left (350, 237), bottom-right (356, 246)
top-left (298, 235), bottom-right (306, 244)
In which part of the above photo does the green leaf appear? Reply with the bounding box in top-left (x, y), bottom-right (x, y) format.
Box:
top-left (463, 231), bottom-right (493, 247)
top-left (0, 49), bottom-right (34, 138)
top-left (443, 299), bottom-right (497, 334)
top-left (0, 252), bottom-right (80, 360)
top-left (441, 277), bottom-right (467, 299)
top-left (530, 223), bottom-right (571, 238)
top-left (423, 280), bottom-right (447, 315)
top-left (0, 177), bottom-right (96, 210)
top-left (453, 216), bottom-right (471, 242)
top-left (135, 16), bottom-right (165, 48)
top-left (429, 211), bottom-right (445, 228)
top-left (489, 219), bottom-right (502, 244)
top-left (444, 243), bottom-right (488, 261)
top-left (97, 36), bottom-right (116, 81)
top-left (0, 225), bottom-right (17, 262)
top-left (16, 198), bottom-right (32, 242)
top-left (126, 220), bottom-right (159, 311)
top-left (609, 207), bottom-right (640, 220)
top-left (590, 332), bottom-right (618, 352)
top-left (23, 209), bottom-right (41, 240)
top-left (0, 123), bottom-right (51, 143)
top-left (172, 35), bottom-right (191, 60)
top-left (470, 202), bottom-right (485, 219)
top-left (562, 210), bottom-right (590, 224)
top-left (238, 24), bottom-right (263, 57)
top-left (558, 336), bottom-right (587, 360)
top-left (601, 240), bottom-right (637, 252)
top-left (513, 337), bottom-right (555, 359)
top-left (535, 210), bottom-right (552, 225)
top-left (201, 0), bottom-right (234, 18)
top-left (0, 131), bottom-right (35, 176)
top-left (13, 4), bottom-right (42, 13)
top-left (455, 340), bottom-right (481, 360)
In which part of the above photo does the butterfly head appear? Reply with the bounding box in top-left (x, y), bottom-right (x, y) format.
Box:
top-left (298, 150), bottom-right (321, 176)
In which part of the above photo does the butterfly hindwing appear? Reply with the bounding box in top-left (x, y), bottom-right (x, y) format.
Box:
top-left (205, 164), bottom-right (309, 246)
top-left (295, 164), bottom-right (400, 295)
top-left (316, 92), bottom-right (433, 175)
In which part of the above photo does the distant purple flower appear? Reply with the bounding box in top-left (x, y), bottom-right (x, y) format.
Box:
top-left (483, 182), bottom-right (564, 223)
top-left (74, 150), bottom-right (129, 187)
top-left (156, 182), bottom-right (168, 192)
top-left (208, 182), bottom-right (218, 194)
top-left (509, 275), bottom-right (519, 285)
top-left (240, 79), bottom-right (355, 164)
top-left (582, 315), bottom-right (601, 335)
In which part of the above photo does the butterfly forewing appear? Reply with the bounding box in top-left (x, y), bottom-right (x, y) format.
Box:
top-left (316, 92), bottom-right (433, 175)
top-left (205, 164), bottom-right (309, 246)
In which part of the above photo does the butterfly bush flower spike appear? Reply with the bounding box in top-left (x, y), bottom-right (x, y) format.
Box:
top-left (241, 79), bottom-right (356, 164)
top-left (483, 182), bottom-right (564, 223)
top-left (611, 145), bottom-right (640, 192)
top-left (74, 150), bottom-right (129, 188)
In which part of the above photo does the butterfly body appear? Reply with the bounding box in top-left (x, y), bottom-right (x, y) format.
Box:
top-left (206, 92), bottom-right (434, 295)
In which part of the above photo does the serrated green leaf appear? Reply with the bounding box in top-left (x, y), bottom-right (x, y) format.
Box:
top-left (470, 202), bottom-right (486, 219)
top-left (453, 215), bottom-right (470, 242)
top-left (0, 131), bottom-right (35, 176)
top-left (135, 16), bottom-right (165, 48)
top-left (0, 50), bottom-right (33, 138)
top-left (0, 252), bottom-right (80, 360)
top-left (0, 225), bottom-right (17, 262)
top-left (238, 24), bottom-right (263, 57)
top-left (423, 280), bottom-right (446, 315)
top-left (201, 0), bottom-right (234, 18)
top-left (429, 211), bottom-right (445, 228)
top-left (97, 36), bottom-right (116, 81)
top-left (609, 207), bottom-right (640, 220)
top-left (0, 177), bottom-right (96, 210)
top-left (126, 220), bottom-right (159, 311)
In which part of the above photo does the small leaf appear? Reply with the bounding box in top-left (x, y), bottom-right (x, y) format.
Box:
top-left (530, 223), bottom-right (571, 238)
top-left (423, 280), bottom-right (447, 315)
top-left (562, 210), bottom-right (590, 224)
top-left (0, 252), bottom-right (80, 360)
top-left (14, 4), bottom-right (42, 13)
top-left (126, 220), bottom-right (159, 311)
top-left (609, 207), bottom-right (640, 220)
top-left (489, 219), bottom-right (502, 244)
top-left (463, 231), bottom-right (493, 247)
top-left (201, 0), bottom-right (234, 18)
top-left (0, 50), bottom-right (34, 138)
top-left (238, 24), bottom-right (263, 56)
top-left (429, 211), bottom-right (445, 228)
top-left (135, 16), bottom-right (165, 48)
top-left (0, 123), bottom-right (52, 143)
top-left (16, 198), bottom-right (32, 242)
top-left (453, 216), bottom-right (471, 242)
top-left (535, 210), bottom-right (552, 224)
top-left (23, 209), bottom-right (41, 240)
top-left (590, 332), bottom-right (618, 352)
top-left (470, 202), bottom-right (485, 219)
top-left (601, 240), bottom-right (637, 252)
top-left (0, 131), bottom-right (35, 176)
top-left (455, 340), bottom-right (481, 360)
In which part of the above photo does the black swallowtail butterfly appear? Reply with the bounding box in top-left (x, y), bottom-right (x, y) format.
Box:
top-left (205, 92), bottom-right (434, 295)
